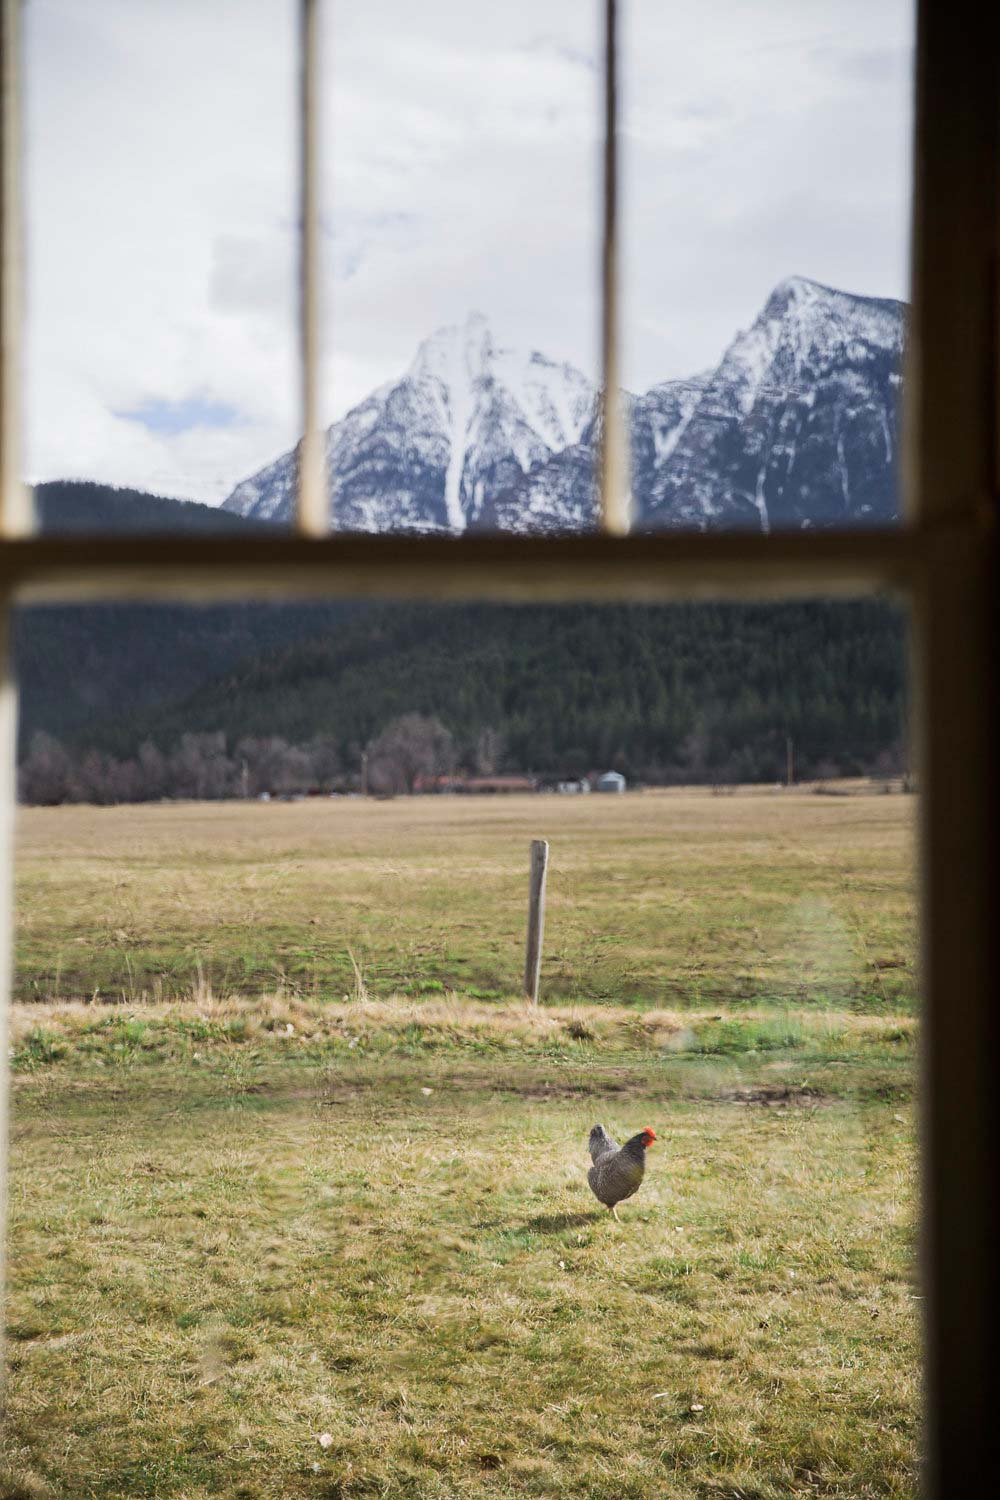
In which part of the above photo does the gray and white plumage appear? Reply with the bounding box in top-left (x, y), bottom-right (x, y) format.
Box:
top-left (587, 1123), bottom-right (656, 1215)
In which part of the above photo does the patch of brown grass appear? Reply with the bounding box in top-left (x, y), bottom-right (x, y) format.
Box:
top-left (14, 792), bottom-right (917, 1011)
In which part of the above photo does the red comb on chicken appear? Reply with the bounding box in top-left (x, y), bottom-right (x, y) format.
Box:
top-left (587, 1124), bottom-right (656, 1219)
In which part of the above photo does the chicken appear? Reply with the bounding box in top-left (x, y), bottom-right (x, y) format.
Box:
top-left (587, 1124), bottom-right (656, 1219)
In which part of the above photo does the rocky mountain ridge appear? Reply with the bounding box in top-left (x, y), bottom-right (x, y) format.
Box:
top-left (222, 277), bottom-right (906, 533)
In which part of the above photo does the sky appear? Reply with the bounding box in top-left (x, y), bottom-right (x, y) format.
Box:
top-left (24, 0), bottom-right (914, 504)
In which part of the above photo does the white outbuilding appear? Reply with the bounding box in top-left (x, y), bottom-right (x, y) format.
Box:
top-left (595, 770), bottom-right (626, 794)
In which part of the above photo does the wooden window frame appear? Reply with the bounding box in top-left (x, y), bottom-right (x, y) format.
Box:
top-left (2, 0), bottom-right (998, 1490)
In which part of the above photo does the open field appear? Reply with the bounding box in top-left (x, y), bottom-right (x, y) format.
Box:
top-left (14, 791), bottom-right (917, 1011)
top-left (3, 1000), bottom-right (918, 1500)
top-left (4, 794), bottom-right (920, 1497)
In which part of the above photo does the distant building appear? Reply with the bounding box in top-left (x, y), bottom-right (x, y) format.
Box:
top-left (556, 778), bottom-right (590, 795)
top-left (460, 775), bottom-right (537, 794)
top-left (416, 774), bottom-right (537, 794)
top-left (595, 770), bottom-right (626, 794)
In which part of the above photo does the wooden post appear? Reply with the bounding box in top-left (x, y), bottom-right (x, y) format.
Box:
top-left (786, 736), bottom-right (794, 787)
top-left (523, 839), bottom-right (549, 1005)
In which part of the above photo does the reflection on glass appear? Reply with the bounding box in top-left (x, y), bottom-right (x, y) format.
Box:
top-left (622, 0), bottom-right (913, 531)
top-left (24, 0), bottom-right (298, 532)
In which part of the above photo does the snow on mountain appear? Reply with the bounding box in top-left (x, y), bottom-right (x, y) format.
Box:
top-left (222, 280), bottom-right (906, 534)
top-left (642, 277), bottom-right (905, 531)
top-left (224, 311), bottom-right (594, 534)
top-left (477, 379), bottom-right (710, 534)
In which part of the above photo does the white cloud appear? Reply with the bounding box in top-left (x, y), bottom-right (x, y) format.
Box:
top-left (23, 0), bottom-right (913, 504)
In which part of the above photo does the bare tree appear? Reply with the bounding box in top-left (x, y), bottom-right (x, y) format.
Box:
top-left (237, 737), bottom-right (292, 797)
top-left (271, 744), bottom-right (315, 795)
top-left (17, 732), bottom-right (74, 804)
top-left (473, 725), bottom-right (505, 776)
top-left (169, 733), bottom-right (235, 800)
top-left (137, 740), bottom-right (169, 799)
top-left (17, 726), bottom-right (415, 806)
top-left (366, 713), bottom-right (454, 795)
top-left (236, 736), bottom-right (331, 796)
top-left (102, 755), bottom-right (146, 804)
top-left (304, 735), bottom-right (342, 791)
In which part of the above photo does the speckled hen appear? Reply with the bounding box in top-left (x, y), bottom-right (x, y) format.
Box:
top-left (587, 1125), bottom-right (656, 1219)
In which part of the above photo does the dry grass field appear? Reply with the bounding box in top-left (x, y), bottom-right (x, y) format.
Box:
top-left (14, 789), bottom-right (917, 1012)
top-left (3, 792), bottom-right (920, 1498)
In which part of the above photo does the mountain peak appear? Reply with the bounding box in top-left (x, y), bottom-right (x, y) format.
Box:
top-left (720, 275), bottom-right (904, 403)
top-left (223, 279), bottom-right (905, 537)
top-left (761, 275), bottom-right (903, 332)
top-left (761, 275), bottom-right (838, 319)
top-left (409, 310), bottom-right (494, 380)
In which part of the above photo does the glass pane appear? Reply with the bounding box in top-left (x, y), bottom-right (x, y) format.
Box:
top-left (221, 0), bottom-right (602, 534)
top-left (8, 594), bottom-right (919, 1496)
top-left (622, 0), bottom-right (913, 531)
top-left (23, 0), bottom-right (298, 533)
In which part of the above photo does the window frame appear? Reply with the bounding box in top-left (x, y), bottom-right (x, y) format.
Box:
top-left (2, 0), bottom-right (998, 1491)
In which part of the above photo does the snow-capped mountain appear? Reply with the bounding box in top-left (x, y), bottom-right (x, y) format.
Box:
top-left (478, 376), bottom-right (712, 533)
top-left (642, 277), bottom-right (904, 531)
top-left (222, 279), bottom-right (906, 533)
top-left (225, 311), bottom-right (594, 534)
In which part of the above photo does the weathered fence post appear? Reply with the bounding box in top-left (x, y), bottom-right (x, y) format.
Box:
top-left (524, 839), bottom-right (549, 1005)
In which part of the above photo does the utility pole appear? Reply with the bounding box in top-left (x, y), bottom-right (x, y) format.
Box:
top-left (360, 749), bottom-right (369, 797)
top-left (786, 736), bottom-right (794, 788)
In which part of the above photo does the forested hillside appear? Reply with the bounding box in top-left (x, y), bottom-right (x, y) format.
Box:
top-left (15, 482), bottom-right (347, 753)
top-left (27, 600), bottom-right (905, 788)
top-left (15, 483), bottom-right (907, 798)
top-left (33, 479), bottom-right (268, 534)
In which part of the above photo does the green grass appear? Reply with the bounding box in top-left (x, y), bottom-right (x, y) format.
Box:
top-left (4, 794), bottom-right (920, 1496)
top-left (14, 792), bottom-right (917, 1012)
top-left (3, 999), bottom-right (919, 1500)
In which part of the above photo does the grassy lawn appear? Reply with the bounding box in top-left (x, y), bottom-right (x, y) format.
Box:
top-left (4, 794), bottom-right (920, 1497)
top-left (14, 791), bottom-right (917, 1011)
top-left (3, 1001), bottom-right (918, 1500)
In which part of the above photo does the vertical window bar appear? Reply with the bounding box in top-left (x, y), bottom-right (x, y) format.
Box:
top-left (0, 0), bottom-right (22, 1388)
top-left (1, 0), bottom-right (31, 537)
top-left (598, 0), bottom-right (630, 536)
top-left (0, 615), bottom-right (14, 1388)
top-left (296, 0), bottom-right (326, 537)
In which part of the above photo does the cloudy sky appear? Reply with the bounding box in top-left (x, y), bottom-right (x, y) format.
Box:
top-left (24, 0), bottom-right (913, 504)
